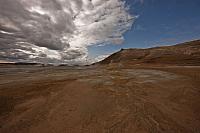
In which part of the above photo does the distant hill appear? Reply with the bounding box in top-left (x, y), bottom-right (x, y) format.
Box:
top-left (98, 40), bottom-right (200, 66)
top-left (0, 62), bottom-right (45, 66)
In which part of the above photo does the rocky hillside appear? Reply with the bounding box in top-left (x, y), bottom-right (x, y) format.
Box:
top-left (99, 40), bottom-right (200, 66)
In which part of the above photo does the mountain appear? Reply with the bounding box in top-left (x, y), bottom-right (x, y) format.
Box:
top-left (98, 40), bottom-right (200, 66)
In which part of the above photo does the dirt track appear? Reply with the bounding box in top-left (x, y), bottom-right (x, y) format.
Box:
top-left (0, 65), bottom-right (200, 133)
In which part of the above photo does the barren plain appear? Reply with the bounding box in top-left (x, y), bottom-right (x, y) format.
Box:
top-left (0, 64), bottom-right (200, 133)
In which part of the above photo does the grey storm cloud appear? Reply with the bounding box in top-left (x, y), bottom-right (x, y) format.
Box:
top-left (0, 0), bottom-right (135, 64)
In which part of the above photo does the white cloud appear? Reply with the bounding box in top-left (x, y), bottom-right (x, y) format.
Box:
top-left (0, 0), bottom-right (135, 64)
top-left (0, 30), bottom-right (14, 35)
top-left (94, 54), bottom-right (110, 62)
top-left (81, 54), bottom-right (111, 65)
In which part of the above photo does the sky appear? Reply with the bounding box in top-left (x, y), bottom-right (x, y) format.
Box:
top-left (0, 0), bottom-right (200, 64)
top-left (89, 0), bottom-right (200, 59)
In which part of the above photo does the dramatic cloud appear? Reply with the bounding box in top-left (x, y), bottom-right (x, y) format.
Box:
top-left (0, 0), bottom-right (134, 64)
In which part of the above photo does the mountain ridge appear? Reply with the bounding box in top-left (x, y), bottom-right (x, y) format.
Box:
top-left (98, 40), bottom-right (200, 66)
